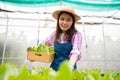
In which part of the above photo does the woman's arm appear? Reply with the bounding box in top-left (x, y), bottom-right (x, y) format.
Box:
top-left (69, 31), bottom-right (82, 67)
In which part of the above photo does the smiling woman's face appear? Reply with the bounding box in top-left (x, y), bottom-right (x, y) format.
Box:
top-left (59, 13), bottom-right (73, 33)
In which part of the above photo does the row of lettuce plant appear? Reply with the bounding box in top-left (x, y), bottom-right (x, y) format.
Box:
top-left (0, 61), bottom-right (120, 80)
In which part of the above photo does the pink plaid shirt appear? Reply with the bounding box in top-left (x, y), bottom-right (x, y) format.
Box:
top-left (42, 31), bottom-right (82, 60)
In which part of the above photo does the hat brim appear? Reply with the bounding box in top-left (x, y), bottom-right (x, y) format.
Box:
top-left (52, 10), bottom-right (80, 21)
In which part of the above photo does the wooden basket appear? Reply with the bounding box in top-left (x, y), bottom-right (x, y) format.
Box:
top-left (27, 51), bottom-right (54, 63)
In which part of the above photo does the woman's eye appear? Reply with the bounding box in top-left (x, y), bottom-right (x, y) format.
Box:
top-left (67, 19), bottom-right (72, 22)
top-left (67, 19), bottom-right (71, 21)
top-left (60, 18), bottom-right (64, 20)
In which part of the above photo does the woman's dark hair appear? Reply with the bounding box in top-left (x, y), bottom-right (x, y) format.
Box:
top-left (54, 11), bottom-right (77, 43)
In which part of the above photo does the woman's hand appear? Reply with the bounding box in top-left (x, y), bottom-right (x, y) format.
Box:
top-left (69, 63), bottom-right (74, 70)
top-left (69, 54), bottom-right (78, 70)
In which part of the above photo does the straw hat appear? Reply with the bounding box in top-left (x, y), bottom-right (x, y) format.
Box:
top-left (52, 6), bottom-right (80, 21)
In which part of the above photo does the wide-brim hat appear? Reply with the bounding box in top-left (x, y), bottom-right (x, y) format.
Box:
top-left (52, 6), bottom-right (80, 21)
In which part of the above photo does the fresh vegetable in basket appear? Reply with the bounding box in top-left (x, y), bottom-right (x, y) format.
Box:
top-left (27, 44), bottom-right (54, 54)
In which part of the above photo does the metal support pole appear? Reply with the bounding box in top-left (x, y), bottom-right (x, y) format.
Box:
top-left (2, 12), bottom-right (9, 64)
top-left (102, 23), bottom-right (107, 70)
top-left (81, 18), bottom-right (89, 67)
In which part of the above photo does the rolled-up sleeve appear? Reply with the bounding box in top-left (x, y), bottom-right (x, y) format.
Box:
top-left (69, 32), bottom-right (82, 60)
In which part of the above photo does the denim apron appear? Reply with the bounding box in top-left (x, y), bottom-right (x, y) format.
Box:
top-left (50, 42), bottom-right (76, 71)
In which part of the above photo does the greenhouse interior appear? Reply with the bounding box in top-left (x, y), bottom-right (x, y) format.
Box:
top-left (0, 0), bottom-right (120, 80)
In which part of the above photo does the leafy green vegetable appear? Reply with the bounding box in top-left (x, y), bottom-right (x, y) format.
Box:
top-left (0, 62), bottom-right (120, 80)
top-left (27, 44), bottom-right (54, 54)
top-left (0, 62), bottom-right (18, 80)
top-left (84, 74), bottom-right (95, 80)
top-left (56, 60), bottom-right (73, 80)
top-left (72, 69), bottom-right (85, 80)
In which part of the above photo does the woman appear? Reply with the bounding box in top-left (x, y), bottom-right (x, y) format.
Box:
top-left (42, 6), bottom-right (82, 71)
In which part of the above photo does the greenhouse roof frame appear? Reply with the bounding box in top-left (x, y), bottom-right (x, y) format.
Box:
top-left (0, 0), bottom-right (120, 25)
top-left (0, 0), bottom-right (120, 11)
